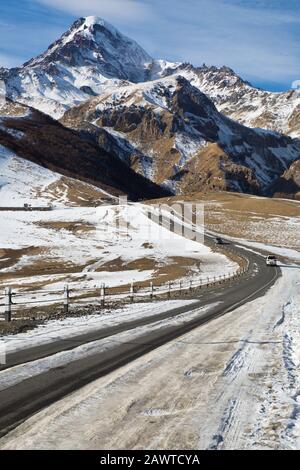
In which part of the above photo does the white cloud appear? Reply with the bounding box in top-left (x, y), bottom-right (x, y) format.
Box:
top-left (215, 0), bottom-right (300, 24)
top-left (36, 0), bottom-right (151, 23)
top-left (129, 0), bottom-right (300, 88)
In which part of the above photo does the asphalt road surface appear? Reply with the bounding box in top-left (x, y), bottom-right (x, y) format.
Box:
top-left (0, 237), bottom-right (280, 437)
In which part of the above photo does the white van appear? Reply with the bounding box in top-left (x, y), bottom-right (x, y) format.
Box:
top-left (266, 255), bottom-right (277, 266)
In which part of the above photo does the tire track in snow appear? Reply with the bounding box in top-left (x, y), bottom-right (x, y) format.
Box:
top-left (222, 331), bottom-right (253, 381)
top-left (203, 333), bottom-right (256, 449)
top-left (282, 333), bottom-right (296, 389)
top-left (250, 297), bottom-right (299, 449)
top-left (207, 399), bottom-right (237, 450)
top-left (273, 301), bottom-right (291, 330)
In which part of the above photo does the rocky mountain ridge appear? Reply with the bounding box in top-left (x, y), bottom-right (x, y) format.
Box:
top-left (61, 76), bottom-right (300, 198)
top-left (2, 16), bottom-right (300, 139)
top-left (1, 16), bottom-right (300, 199)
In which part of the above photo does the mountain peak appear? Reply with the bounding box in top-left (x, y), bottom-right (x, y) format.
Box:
top-left (22, 15), bottom-right (152, 80)
top-left (82, 16), bottom-right (117, 31)
top-left (82, 15), bottom-right (107, 25)
top-left (24, 16), bottom-right (126, 67)
top-left (6, 15), bottom-right (157, 118)
top-left (68, 16), bottom-right (121, 39)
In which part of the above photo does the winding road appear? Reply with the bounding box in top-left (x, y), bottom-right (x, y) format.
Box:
top-left (0, 235), bottom-right (280, 438)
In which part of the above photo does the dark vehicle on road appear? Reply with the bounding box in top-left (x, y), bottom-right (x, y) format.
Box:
top-left (214, 237), bottom-right (224, 245)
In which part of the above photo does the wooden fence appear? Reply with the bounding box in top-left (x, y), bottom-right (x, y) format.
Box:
top-left (0, 249), bottom-right (249, 322)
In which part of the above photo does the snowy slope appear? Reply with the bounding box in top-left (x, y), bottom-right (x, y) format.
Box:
top-left (0, 144), bottom-right (115, 207)
top-left (0, 145), bottom-right (59, 206)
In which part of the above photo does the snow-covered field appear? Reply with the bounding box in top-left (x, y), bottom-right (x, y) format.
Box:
top-left (0, 202), bottom-right (237, 313)
top-left (1, 264), bottom-right (299, 450)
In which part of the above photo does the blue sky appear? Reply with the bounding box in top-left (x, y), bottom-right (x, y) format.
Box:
top-left (0, 0), bottom-right (299, 91)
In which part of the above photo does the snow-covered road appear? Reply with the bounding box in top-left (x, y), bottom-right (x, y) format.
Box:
top-left (0, 263), bottom-right (299, 450)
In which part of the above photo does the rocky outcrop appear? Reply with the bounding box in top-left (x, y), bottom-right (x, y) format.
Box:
top-left (0, 68), bottom-right (9, 80)
top-left (61, 76), bottom-right (300, 197)
top-left (175, 64), bottom-right (300, 138)
top-left (270, 160), bottom-right (300, 200)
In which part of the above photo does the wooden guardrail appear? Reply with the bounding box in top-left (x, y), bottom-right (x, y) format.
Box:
top-left (0, 250), bottom-right (250, 322)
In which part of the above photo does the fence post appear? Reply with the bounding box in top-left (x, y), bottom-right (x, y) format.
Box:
top-left (130, 282), bottom-right (134, 302)
top-left (64, 284), bottom-right (69, 314)
top-left (179, 281), bottom-right (182, 294)
top-left (5, 287), bottom-right (12, 322)
top-left (168, 282), bottom-right (171, 299)
top-left (189, 279), bottom-right (192, 292)
top-left (150, 282), bottom-right (154, 300)
top-left (101, 283), bottom-right (105, 307)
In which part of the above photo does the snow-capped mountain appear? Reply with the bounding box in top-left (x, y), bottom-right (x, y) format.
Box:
top-left (3, 17), bottom-right (177, 119)
top-left (0, 98), bottom-right (169, 202)
top-left (1, 15), bottom-right (300, 199)
top-left (61, 75), bottom-right (300, 197)
top-left (2, 16), bottom-right (300, 140)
